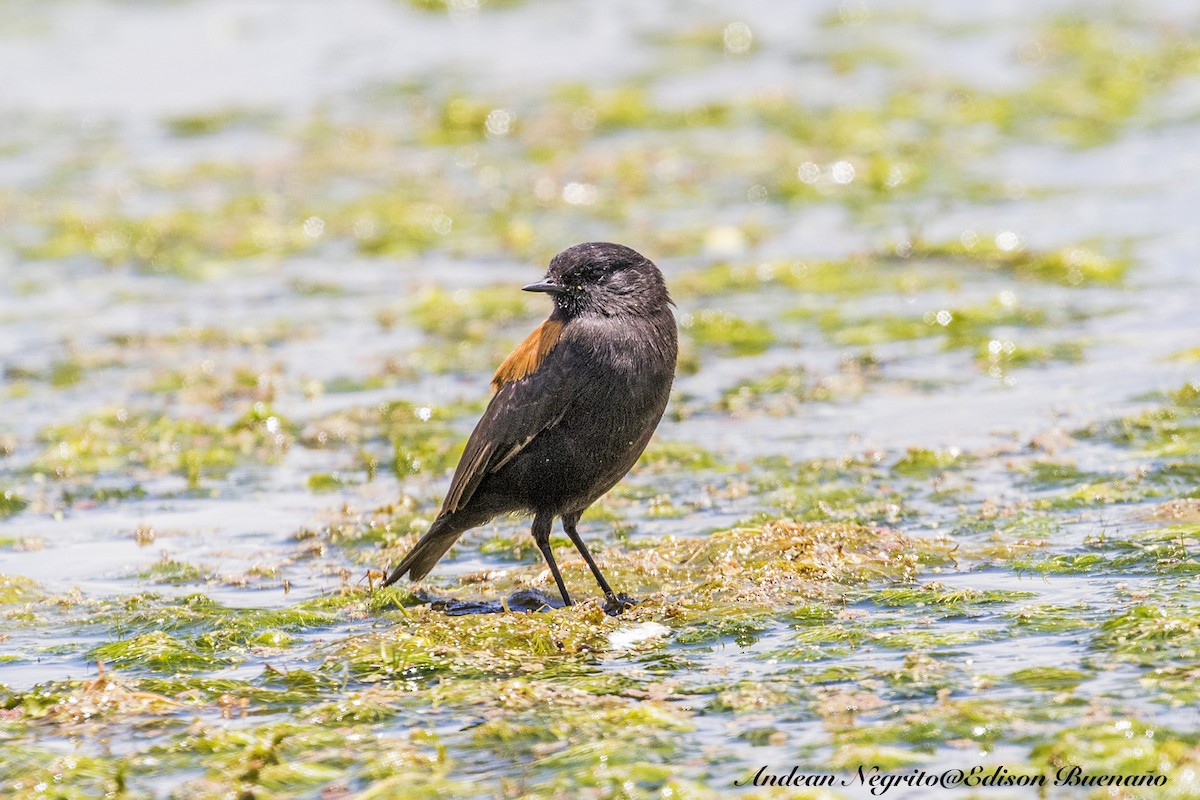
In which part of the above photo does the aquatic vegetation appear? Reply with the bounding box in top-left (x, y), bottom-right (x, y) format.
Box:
top-left (1016, 459), bottom-right (1107, 489)
top-left (30, 403), bottom-right (293, 486)
top-left (26, 198), bottom-right (315, 278)
top-left (3, 1), bottom-right (1200, 796)
top-left (870, 584), bottom-right (1037, 609)
top-left (90, 630), bottom-right (239, 672)
top-left (409, 285), bottom-right (532, 341)
top-left (1078, 384), bottom-right (1200, 459)
top-left (328, 192), bottom-right (461, 257)
top-left (902, 235), bottom-right (1128, 285)
top-left (1000, 17), bottom-right (1200, 147)
top-left (1008, 666), bottom-right (1092, 691)
top-left (1030, 718), bottom-right (1200, 799)
top-left (892, 447), bottom-right (966, 478)
top-left (1092, 604), bottom-right (1200, 665)
top-left (134, 558), bottom-right (215, 585)
top-left (163, 108), bottom-right (270, 137)
top-left (0, 575), bottom-right (39, 606)
top-left (635, 440), bottom-right (724, 473)
top-left (0, 490), bottom-right (28, 518)
top-left (673, 257), bottom-right (942, 298)
top-left (717, 357), bottom-right (885, 415)
top-left (680, 309), bottom-right (776, 356)
top-left (110, 321), bottom-right (310, 350)
top-left (307, 472), bottom-right (349, 493)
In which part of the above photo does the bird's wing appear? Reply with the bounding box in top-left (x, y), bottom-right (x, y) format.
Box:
top-left (439, 319), bottom-right (576, 515)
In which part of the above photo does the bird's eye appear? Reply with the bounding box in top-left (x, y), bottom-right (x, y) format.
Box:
top-left (576, 284), bottom-right (583, 291)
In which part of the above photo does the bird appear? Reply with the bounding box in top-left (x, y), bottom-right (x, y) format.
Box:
top-left (381, 242), bottom-right (678, 614)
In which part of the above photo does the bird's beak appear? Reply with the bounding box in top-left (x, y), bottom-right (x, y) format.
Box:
top-left (522, 279), bottom-right (565, 294)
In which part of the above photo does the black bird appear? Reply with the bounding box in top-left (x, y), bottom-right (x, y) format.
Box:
top-left (381, 242), bottom-right (678, 613)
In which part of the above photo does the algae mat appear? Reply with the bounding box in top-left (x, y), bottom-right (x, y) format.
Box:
top-left (1, 1), bottom-right (1199, 798)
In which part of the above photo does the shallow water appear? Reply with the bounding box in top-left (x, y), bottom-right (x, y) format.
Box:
top-left (2, 1), bottom-right (1199, 798)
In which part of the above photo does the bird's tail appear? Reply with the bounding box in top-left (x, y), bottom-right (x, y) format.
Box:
top-left (380, 516), bottom-right (465, 587)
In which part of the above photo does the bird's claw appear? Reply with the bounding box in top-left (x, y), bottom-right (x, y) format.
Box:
top-left (603, 593), bottom-right (639, 616)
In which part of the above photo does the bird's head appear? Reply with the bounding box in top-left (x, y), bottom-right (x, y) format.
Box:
top-left (523, 242), bottom-right (672, 318)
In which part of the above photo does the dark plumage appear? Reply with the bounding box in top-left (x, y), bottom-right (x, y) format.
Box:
top-left (381, 242), bottom-right (678, 613)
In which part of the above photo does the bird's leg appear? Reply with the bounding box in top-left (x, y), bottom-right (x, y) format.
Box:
top-left (532, 512), bottom-right (572, 607)
top-left (562, 512), bottom-right (636, 614)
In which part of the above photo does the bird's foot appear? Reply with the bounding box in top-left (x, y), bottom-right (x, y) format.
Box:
top-left (603, 593), bottom-right (639, 616)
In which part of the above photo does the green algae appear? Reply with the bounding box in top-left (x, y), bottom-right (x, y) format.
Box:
top-left (90, 630), bottom-right (238, 672)
top-left (405, 0), bottom-right (526, 12)
top-left (134, 559), bottom-right (216, 586)
top-left (79, 594), bottom-right (343, 672)
top-left (3, 4), bottom-right (1200, 797)
top-left (1007, 603), bottom-right (1096, 634)
top-left (112, 320), bottom-right (308, 350)
top-left (1009, 666), bottom-right (1092, 691)
top-left (743, 457), bottom-right (915, 525)
top-left (466, 685), bottom-right (694, 763)
top-left (337, 521), bottom-right (955, 692)
top-left (831, 696), bottom-right (1021, 751)
top-left (680, 309), bottom-right (776, 356)
top-left (30, 403), bottom-right (293, 486)
top-left (0, 575), bottom-right (39, 606)
top-left (325, 605), bottom-right (615, 682)
top-left (305, 504), bottom-right (432, 556)
top-left (163, 108), bottom-right (270, 137)
top-left (672, 257), bottom-right (945, 299)
top-left (302, 399), bottom-right (474, 449)
top-left (871, 584), bottom-right (1037, 609)
top-left (6, 359), bottom-right (96, 390)
top-left (1010, 553), bottom-right (1108, 575)
top-left (129, 668), bottom-right (345, 713)
top-left (818, 298), bottom-right (1074, 370)
top-left (1079, 393), bottom-right (1200, 459)
top-left (0, 747), bottom-right (137, 800)
top-left (717, 358), bottom-right (883, 414)
top-left (1005, 17), bottom-right (1200, 147)
top-left (0, 491), bottom-right (27, 518)
top-left (1166, 343), bottom-right (1200, 362)
top-left (1092, 605), bottom-right (1200, 665)
top-left (307, 472), bottom-right (349, 493)
top-left (902, 235), bottom-right (1128, 286)
top-left (147, 721), bottom-right (462, 799)
top-left (818, 312), bottom-right (934, 347)
top-left (1139, 665), bottom-right (1200, 707)
top-left (1017, 459), bottom-right (1108, 489)
top-left (326, 192), bottom-right (465, 259)
top-left (548, 82), bottom-right (720, 132)
top-left (773, 486), bottom-right (909, 526)
top-left (892, 447), bottom-right (966, 478)
top-left (410, 285), bottom-right (533, 341)
top-left (978, 339), bottom-right (1087, 377)
top-left (3, 671), bottom-right (185, 725)
top-left (1030, 718), bottom-right (1200, 799)
top-left (477, 532), bottom-right (541, 562)
top-left (1168, 382), bottom-right (1200, 411)
top-left (27, 198), bottom-right (314, 277)
top-left (635, 440), bottom-right (724, 472)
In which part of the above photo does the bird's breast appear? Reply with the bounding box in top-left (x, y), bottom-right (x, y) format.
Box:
top-left (555, 310), bottom-right (677, 442)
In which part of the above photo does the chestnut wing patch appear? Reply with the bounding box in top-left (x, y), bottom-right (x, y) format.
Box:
top-left (491, 318), bottom-right (564, 393)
